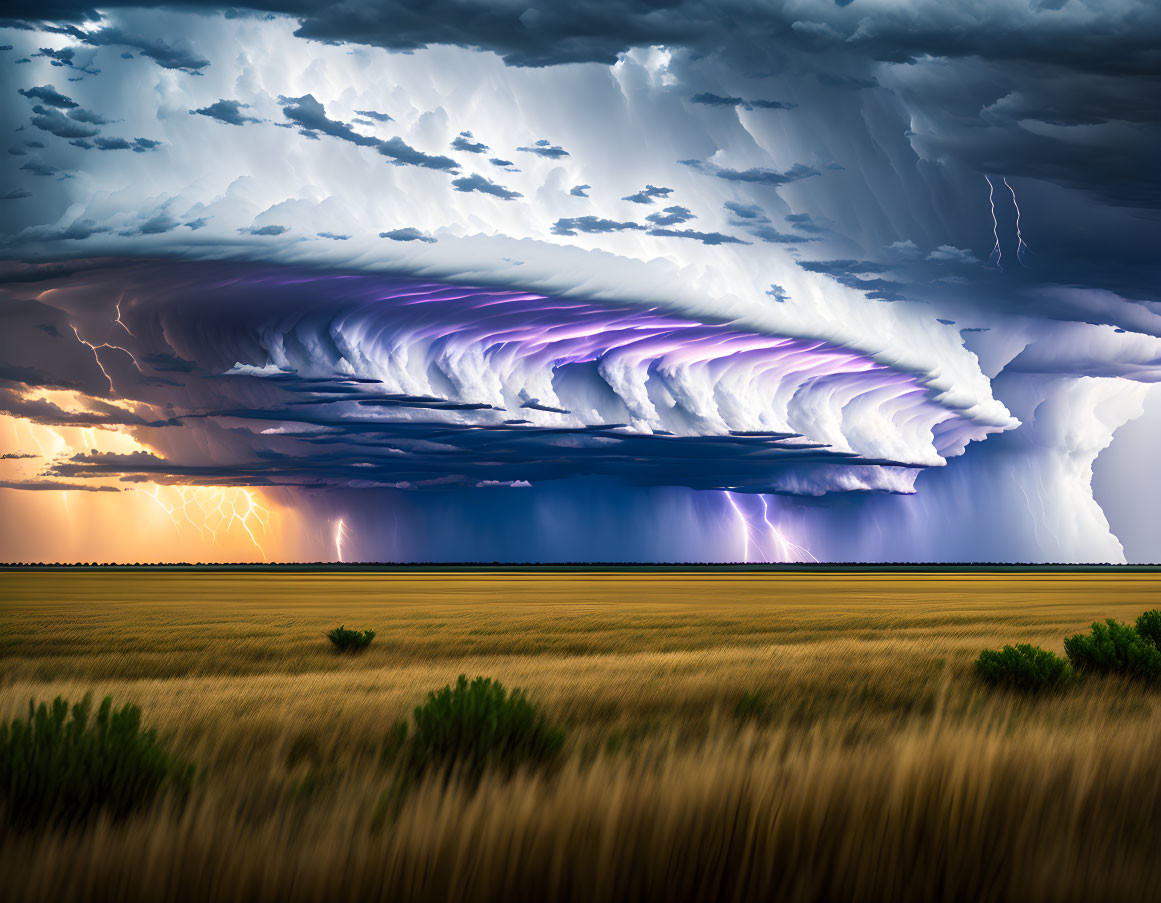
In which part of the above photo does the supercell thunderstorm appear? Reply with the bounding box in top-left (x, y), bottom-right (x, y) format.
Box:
top-left (0, 3), bottom-right (1159, 562)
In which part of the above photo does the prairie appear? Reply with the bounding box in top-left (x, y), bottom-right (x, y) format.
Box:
top-left (1, 569), bottom-right (1160, 902)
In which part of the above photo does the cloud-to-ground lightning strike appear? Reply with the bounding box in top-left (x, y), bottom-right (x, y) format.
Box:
top-left (334, 518), bottom-right (347, 562)
top-left (1003, 177), bottom-right (1030, 264)
top-left (758, 495), bottom-right (818, 563)
top-left (723, 491), bottom-right (751, 562)
top-left (985, 175), bottom-right (1003, 270)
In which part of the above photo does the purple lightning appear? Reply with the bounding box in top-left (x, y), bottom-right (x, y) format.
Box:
top-left (723, 491), bottom-right (751, 562)
top-left (758, 495), bottom-right (817, 563)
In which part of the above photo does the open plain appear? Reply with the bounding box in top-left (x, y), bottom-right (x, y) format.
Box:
top-left (2, 568), bottom-right (1161, 903)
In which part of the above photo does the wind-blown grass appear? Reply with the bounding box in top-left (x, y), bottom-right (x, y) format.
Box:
top-left (2, 570), bottom-right (1161, 902)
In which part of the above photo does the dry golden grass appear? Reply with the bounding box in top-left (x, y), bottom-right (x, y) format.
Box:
top-left (2, 569), bottom-right (1161, 902)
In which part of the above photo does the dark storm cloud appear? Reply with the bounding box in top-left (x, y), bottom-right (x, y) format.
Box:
top-left (28, 22), bottom-right (209, 72)
top-left (647, 227), bottom-right (748, 246)
top-left (11, 2), bottom-right (1153, 208)
top-left (19, 160), bottom-right (62, 177)
top-left (279, 94), bottom-right (459, 171)
top-left (67, 108), bottom-right (111, 125)
top-left (0, 388), bottom-right (171, 429)
top-left (797, 259), bottom-right (907, 302)
top-left (551, 216), bottom-right (644, 236)
top-left (379, 227), bottom-right (436, 243)
top-left (18, 85), bottom-right (76, 109)
top-left (723, 201), bottom-right (765, 220)
top-left (0, 480), bottom-right (120, 492)
top-left (30, 47), bottom-right (85, 70)
top-left (644, 206), bottom-right (695, 227)
top-left (29, 106), bottom-right (99, 139)
top-left (91, 136), bottom-right (157, 151)
top-left (690, 92), bottom-right (795, 111)
top-left (622, 184), bottom-right (672, 205)
top-left (451, 131), bottom-right (488, 153)
top-left (17, 0), bottom-right (1157, 74)
top-left (681, 159), bottom-right (821, 187)
top-left (128, 211), bottom-right (179, 235)
top-left (516, 139), bottom-right (568, 159)
top-left (1, 190), bottom-right (32, 200)
top-left (280, 93), bottom-right (377, 145)
top-left (23, 218), bottom-right (107, 240)
top-left (751, 225), bottom-right (820, 244)
top-left (784, 212), bottom-right (825, 234)
top-left (191, 99), bottom-right (260, 126)
top-left (451, 173), bottom-right (522, 199)
top-left (86, 27), bottom-right (209, 71)
top-left (0, 260), bottom-right (987, 502)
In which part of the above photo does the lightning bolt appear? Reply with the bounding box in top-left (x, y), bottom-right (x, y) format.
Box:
top-left (985, 175), bottom-right (1002, 270)
top-left (113, 294), bottom-right (135, 337)
top-left (723, 491), bottom-right (751, 563)
top-left (70, 325), bottom-right (115, 392)
top-left (70, 324), bottom-right (144, 394)
top-left (141, 484), bottom-right (271, 560)
top-left (1003, 177), bottom-right (1030, 264)
top-left (334, 518), bottom-right (347, 562)
top-left (758, 495), bottom-right (817, 563)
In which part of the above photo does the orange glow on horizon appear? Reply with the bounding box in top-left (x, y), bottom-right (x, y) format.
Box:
top-left (0, 403), bottom-right (322, 563)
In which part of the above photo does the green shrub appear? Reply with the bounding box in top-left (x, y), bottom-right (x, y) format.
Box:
top-left (975, 644), bottom-right (1071, 691)
top-left (1064, 618), bottom-right (1161, 680)
top-left (326, 625), bottom-right (375, 652)
top-left (0, 695), bottom-right (193, 827)
top-left (1135, 609), bottom-right (1161, 649)
top-left (402, 675), bottom-right (564, 783)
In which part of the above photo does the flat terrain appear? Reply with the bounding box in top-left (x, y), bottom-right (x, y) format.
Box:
top-left (2, 569), bottom-right (1161, 902)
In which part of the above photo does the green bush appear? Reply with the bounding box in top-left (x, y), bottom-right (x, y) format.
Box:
top-left (0, 695), bottom-right (193, 827)
top-left (1135, 609), bottom-right (1161, 649)
top-left (1064, 618), bottom-right (1161, 680)
top-left (326, 625), bottom-right (375, 652)
top-left (401, 675), bottom-right (564, 783)
top-left (974, 644), bottom-right (1071, 691)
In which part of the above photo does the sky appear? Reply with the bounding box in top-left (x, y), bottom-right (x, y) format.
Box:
top-left (0, 1), bottom-right (1158, 563)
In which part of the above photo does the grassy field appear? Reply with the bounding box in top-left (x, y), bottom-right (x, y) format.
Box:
top-left (2, 569), bottom-right (1161, 902)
